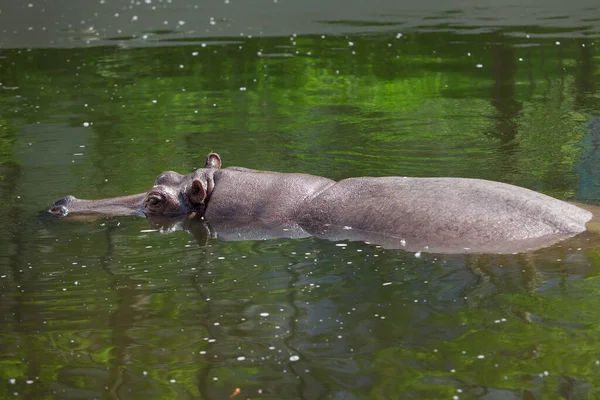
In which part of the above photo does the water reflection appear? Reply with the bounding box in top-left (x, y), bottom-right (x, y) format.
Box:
top-left (4, 208), bottom-right (600, 398)
top-left (488, 34), bottom-right (521, 150)
top-left (577, 117), bottom-right (600, 202)
top-left (140, 209), bottom-right (597, 257)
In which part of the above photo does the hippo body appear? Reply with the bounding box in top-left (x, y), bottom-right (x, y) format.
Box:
top-left (299, 177), bottom-right (591, 253)
top-left (206, 167), bottom-right (335, 222)
top-left (49, 153), bottom-right (592, 254)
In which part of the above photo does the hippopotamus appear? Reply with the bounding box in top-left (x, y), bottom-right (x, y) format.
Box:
top-left (48, 152), bottom-right (593, 254)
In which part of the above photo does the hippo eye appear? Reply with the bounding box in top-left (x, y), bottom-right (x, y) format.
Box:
top-left (145, 192), bottom-right (166, 213)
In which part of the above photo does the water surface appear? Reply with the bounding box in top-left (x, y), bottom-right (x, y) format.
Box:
top-left (1, 1), bottom-right (600, 398)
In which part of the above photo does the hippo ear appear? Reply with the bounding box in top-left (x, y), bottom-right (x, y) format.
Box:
top-left (189, 179), bottom-right (207, 206)
top-left (205, 153), bottom-right (221, 169)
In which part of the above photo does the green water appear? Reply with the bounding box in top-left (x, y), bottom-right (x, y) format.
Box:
top-left (1, 1), bottom-right (600, 398)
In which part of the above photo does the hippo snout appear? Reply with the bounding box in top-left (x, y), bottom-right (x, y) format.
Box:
top-left (48, 195), bottom-right (76, 217)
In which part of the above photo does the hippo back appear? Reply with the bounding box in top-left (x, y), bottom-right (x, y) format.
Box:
top-left (299, 177), bottom-right (592, 253)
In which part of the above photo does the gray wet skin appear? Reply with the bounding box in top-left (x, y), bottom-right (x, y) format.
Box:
top-left (48, 152), bottom-right (593, 254)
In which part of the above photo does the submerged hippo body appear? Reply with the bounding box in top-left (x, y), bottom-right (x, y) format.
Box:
top-left (49, 153), bottom-right (593, 254)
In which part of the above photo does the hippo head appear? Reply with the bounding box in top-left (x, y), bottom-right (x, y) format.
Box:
top-left (48, 153), bottom-right (221, 218)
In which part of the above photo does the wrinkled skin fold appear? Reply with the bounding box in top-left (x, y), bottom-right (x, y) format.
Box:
top-left (48, 152), bottom-right (593, 254)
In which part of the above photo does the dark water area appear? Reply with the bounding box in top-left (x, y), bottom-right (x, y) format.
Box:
top-left (1, 0), bottom-right (600, 398)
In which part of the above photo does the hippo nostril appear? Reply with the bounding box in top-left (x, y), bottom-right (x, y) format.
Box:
top-left (48, 195), bottom-right (76, 217)
top-left (48, 205), bottom-right (69, 217)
